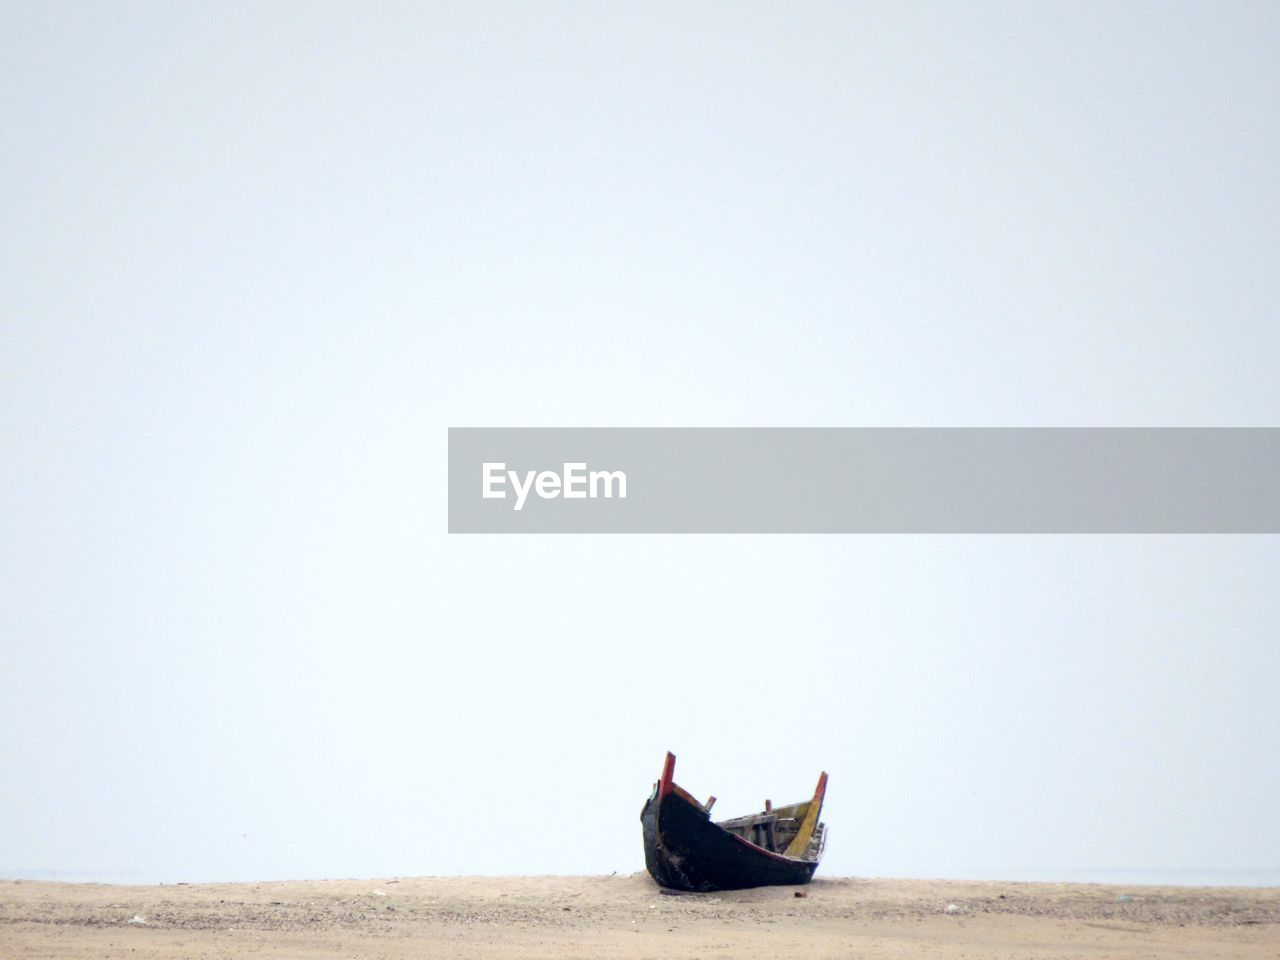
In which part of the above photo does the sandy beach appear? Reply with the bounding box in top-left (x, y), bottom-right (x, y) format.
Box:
top-left (3, 874), bottom-right (1277, 959)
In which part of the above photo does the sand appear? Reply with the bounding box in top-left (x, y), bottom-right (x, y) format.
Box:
top-left (2, 874), bottom-right (1277, 959)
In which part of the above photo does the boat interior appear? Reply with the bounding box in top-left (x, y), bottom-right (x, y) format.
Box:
top-left (717, 799), bottom-right (827, 861)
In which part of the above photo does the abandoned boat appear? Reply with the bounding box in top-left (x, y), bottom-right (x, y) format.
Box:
top-left (640, 751), bottom-right (828, 892)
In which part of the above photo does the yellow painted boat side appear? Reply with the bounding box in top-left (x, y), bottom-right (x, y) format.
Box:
top-left (782, 771), bottom-right (828, 858)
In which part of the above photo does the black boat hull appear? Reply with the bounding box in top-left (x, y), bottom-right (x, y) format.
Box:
top-left (640, 790), bottom-right (820, 892)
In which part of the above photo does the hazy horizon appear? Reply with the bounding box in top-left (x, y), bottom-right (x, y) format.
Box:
top-left (4, 866), bottom-right (1279, 889)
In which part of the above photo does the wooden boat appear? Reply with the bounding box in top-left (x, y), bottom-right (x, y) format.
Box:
top-left (640, 752), bottom-right (828, 891)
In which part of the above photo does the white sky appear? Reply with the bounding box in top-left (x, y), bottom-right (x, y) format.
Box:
top-left (2, 2), bottom-right (1278, 884)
